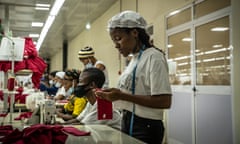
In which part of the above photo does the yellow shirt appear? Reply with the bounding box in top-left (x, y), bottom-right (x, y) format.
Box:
top-left (64, 95), bottom-right (88, 117)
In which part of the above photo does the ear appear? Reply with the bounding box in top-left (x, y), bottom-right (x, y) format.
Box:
top-left (131, 29), bottom-right (139, 38)
top-left (89, 81), bottom-right (97, 89)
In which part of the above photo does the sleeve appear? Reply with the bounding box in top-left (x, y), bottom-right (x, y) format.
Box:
top-left (76, 102), bottom-right (90, 121)
top-left (149, 52), bottom-right (172, 95)
top-left (72, 97), bottom-right (87, 117)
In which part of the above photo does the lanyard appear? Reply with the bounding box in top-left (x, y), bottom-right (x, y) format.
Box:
top-left (129, 46), bottom-right (144, 136)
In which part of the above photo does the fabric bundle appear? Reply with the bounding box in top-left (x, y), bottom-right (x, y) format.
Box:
top-left (0, 124), bottom-right (91, 144)
top-left (0, 37), bottom-right (47, 89)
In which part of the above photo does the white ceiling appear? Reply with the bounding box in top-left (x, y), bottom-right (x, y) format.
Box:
top-left (0, 0), bottom-right (116, 59)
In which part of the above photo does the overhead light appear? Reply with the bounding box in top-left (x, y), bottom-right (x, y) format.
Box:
top-left (50, 0), bottom-right (65, 16)
top-left (35, 7), bottom-right (50, 11)
top-left (85, 22), bottom-right (91, 30)
top-left (36, 4), bottom-right (50, 7)
top-left (169, 10), bottom-right (180, 16)
top-left (211, 27), bottom-right (229, 31)
top-left (32, 22), bottom-right (44, 27)
top-left (29, 34), bottom-right (39, 38)
top-left (36, 0), bottom-right (65, 51)
top-left (182, 38), bottom-right (192, 42)
top-left (167, 44), bottom-right (173, 48)
top-left (35, 3), bottom-right (50, 11)
top-left (212, 44), bottom-right (223, 48)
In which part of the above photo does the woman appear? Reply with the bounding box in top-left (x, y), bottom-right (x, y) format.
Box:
top-left (96, 10), bottom-right (172, 144)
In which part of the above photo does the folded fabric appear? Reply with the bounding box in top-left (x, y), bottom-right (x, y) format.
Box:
top-left (0, 128), bottom-right (23, 144)
top-left (0, 124), bottom-right (91, 144)
top-left (0, 125), bottom-right (13, 136)
top-left (14, 112), bottom-right (33, 120)
top-left (0, 113), bottom-right (8, 117)
top-left (62, 126), bottom-right (91, 136)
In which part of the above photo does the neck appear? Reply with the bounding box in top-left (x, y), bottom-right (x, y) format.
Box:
top-left (87, 91), bottom-right (96, 105)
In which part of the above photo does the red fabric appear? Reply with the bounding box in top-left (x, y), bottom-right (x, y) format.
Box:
top-left (15, 87), bottom-right (28, 103)
top-left (0, 113), bottom-right (8, 117)
top-left (14, 112), bottom-right (33, 120)
top-left (0, 128), bottom-right (23, 144)
top-left (0, 90), bottom-right (3, 100)
top-left (0, 37), bottom-right (47, 89)
top-left (62, 126), bottom-right (91, 136)
top-left (97, 97), bottom-right (113, 120)
top-left (0, 124), bottom-right (91, 144)
top-left (0, 125), bottom-right (13, 136)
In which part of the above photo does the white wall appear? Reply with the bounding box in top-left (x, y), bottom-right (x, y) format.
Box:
top-left (49, 49), bottom-right (63, 71)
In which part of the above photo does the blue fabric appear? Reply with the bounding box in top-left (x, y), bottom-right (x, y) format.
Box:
top-left (39, 84), bottom-right (58, 96)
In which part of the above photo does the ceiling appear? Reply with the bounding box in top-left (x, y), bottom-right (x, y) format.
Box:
top-left (0, 0), bottom-right (116, 59)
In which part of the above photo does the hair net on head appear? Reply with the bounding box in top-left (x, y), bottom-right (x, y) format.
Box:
top-left (55, 71), bottom-right (65, 79)
top-left (107, 10), bottom-right (147, 30)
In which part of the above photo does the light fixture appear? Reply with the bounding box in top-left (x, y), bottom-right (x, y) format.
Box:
top-left (182, 38), bottom-right (192, 42)
top-left (167, 44), bottom-right (173, 48)
top-left (32, 22), bottom-right (44, 27)
top-left (212, 44), bottom-right (223, 48)
top-left (35, 7), bottom-right (50, 11)
top-left (211, 27), bottom-right (229, 31)
top-left (36, 0), bottom-right (65, 51)
top-left (29, 34), bottom-right (39, 38)
top-left (35, 3), bottom-right (50, 11)
top-left (169, 10), bottom-right (180, 16)
top-left (85, 22), bottom-right (91, 30)
top-left (85, 1), bottom-right (91, 30)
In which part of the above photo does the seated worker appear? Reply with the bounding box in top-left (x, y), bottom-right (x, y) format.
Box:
top-left (53, 71), bottom-right (66, 100)
top-left (40, 70), bottom-right (59, 96)
top-left (56, 69), bottom-right (88, 121)
top-left (62, 68), bottom-right (121, 130)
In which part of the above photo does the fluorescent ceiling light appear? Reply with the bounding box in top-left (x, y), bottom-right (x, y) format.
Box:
top-left (169, 10), bottom-right (180, 16)
top-left (29, 34), bottom-right (39, 38)
top-left (182, 38), bottom-right (192, 42)
top-left (35, 7), bottom-right (50, 11)
top-left (35, 3), bottom-right (50, 10)
top-left (32, 22), bottom-right (44, 27)
top-left (36, 4), bottom-right (50, 7)
top-left (50, 0), bottom-right (65, 16)
top-left (167, 44), bottom-right (173, 48)
top-left (36, 0), bottom-right (65, 51)
top-left (211, 27), bottom-right (229, 31)
top-left (212, 44), bottom-right (223, 48)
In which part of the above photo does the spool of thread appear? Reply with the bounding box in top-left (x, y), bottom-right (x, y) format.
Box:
top-left (7, 77), bottom-right (15, 91)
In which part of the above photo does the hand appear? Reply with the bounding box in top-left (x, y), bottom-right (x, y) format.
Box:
top-left (95, 88), bottom-right (122, 101)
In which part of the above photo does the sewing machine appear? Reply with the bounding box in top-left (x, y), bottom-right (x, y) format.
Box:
top-left (40, 99), bottom-right (56, 124)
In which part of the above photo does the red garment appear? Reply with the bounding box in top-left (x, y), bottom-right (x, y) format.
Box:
top-left (0, 124), bottom-right (91, 144)
top-left (0, 37), bottom-right (47, 89)
top-left (62, 126), bottom-right (91, 136)
top-left (14, 112), bottom-right (33, 120)
top-left (15, 87), bottom-right (28, 103)
top-left (97, 97), bottom-right (113, 120)
top-left (0, 125), bottom-right (13, 136)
